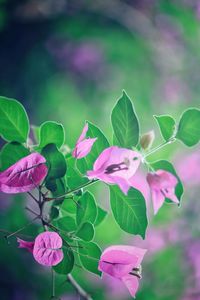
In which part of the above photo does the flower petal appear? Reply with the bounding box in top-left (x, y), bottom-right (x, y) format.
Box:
top-left (92, 146), bottom-right (114, 172)
top-left (77, 123), bottom-right (88, 144)
top-left (156, 170), bottom-right (178, 188)
top-left (99, 259), bottom-right (135, 278)
top-left (165, 189), bottom-right (179, 204)
top-left (0, 153), bottom-right (48, 194)
top-left (147, 170), bottom-right (179, 214)
top-left (122, 275), bottom-right (139, 298)
top-left (111, 176), bottom-right (130, 195)
top-left (147, 170), bottom-right (178, 190)
top-left (152, 190), bottom-right (165, 215)
top-left (17, 238), bottom-right (34, 253)
top-left (99, 245), bottom-right (146, 278)
top-left (73, 138), bottom-right (97, 159)
top-left (102, 245), bottom-right (146, 267)
top-left (33, 232), bottom-right (63, 267)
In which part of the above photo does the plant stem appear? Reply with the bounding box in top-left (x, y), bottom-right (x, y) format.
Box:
top-left (25, 206), bottom-right (39, 217)
top-left (27, 183), bottom-right (94, 300)
top-left (46, 179), bottom-right (99, 202)
top-left (143, 138), bottom-right (176, 159)
top-left (51, 269), bottom-right (55, 298)
top-left (27, 191), bottom-right (39, 204)
top-left (0, 229), bottom-right (33, 239)
top-left (67, 274), bottom-right (93, 300)
top-left (5, 216), bottom-right (39, 239)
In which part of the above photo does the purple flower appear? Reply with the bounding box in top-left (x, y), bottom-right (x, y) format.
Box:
top-left (147, 170), bottom-right (179, 214)
top-left (87, 146), bottom-right (141, 194)
top-left (72, 123), bottom-right (97, 159)
top-left (0, 153), bottom-right (48, 193)
top-left (98, 245), bottom-right (146, 298)
top-left (17, 231), bottom-right (64, 267)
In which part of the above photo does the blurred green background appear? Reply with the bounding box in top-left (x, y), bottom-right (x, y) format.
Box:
top-left (0, 1), bottom-right (200, 299)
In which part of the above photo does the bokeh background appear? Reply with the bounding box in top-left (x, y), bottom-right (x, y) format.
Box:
top-left (0, 1), bottom-right (200, 299)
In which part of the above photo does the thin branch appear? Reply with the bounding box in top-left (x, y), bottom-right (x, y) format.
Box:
top-left (0, 229), bottom-right (33, 239)
top-left (143, 138), bottom-right (176, 159)
top-left (51, 269), bottom-right (55, 298)
top-left (72, 198), bottom-right (82, 209)
top-left (27, 191), bottom-right (39, 204)
top-left (46, 179), bottom-right (98, 202)
top-left (29, 175), bottom-right (46, 197)
top-left (25, 206), bottom-right (40, 217)
top-left (5, 216), bottom-right (39, 239)
top-left (67, 274), bottom-right (93, 300)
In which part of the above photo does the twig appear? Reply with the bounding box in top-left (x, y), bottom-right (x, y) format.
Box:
top-left (46, 180), bottom-right (98, 201)
top-left (29, 176), bottom-right (46, 197)
top-left (143, 138), bottom-right (175, 159)
top-left (51, 269), bottom-right (55, 298)
top-left (25, 206), bottom-right (39, 217)
top-left (67, 274), bottom-right (93, 300)
top-left (5, 216), bottom-right (39, 239)
top-left (0, 229), bottom-right (33, 239)
top-left (27, 191), bottom-right (39, 204)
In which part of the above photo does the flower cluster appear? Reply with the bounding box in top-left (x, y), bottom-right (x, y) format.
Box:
top-left (0, 122), bottom-right (180, 298)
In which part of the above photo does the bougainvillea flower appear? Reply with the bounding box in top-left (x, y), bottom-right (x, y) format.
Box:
top-left (33, 231), bottom-right (63, 266)
top-left (17, 238), bottom-right (34, 253)
top-left (146, 170), bottom-right (179, 214)
top-left (72, 123), bottom-right (97, 159)
top-left (87, 146), bottom-right (141, 194)
top-left (99, 245), bottom-right (146, 298)
top-left (0, 153), bottom-right (48, 193)
top-left (17, 232), bottom-right (63, 267)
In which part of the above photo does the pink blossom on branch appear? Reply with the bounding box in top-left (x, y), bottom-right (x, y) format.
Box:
top-left (72, 123), bottom-right (97, 159)
top-left (146, 170), bottom-right (179, 215)
top-left (17, 238), bottom-right (34, 253)
top-left (33, 231), bottom-right (63, 266)
top-left (17, 231), bottom-right (63, 267)
top-left (87, 146), bottom-right (141, 194)
top-left (0, 153), bottom-right (48, 194)
top-left (98, 245), bottom-right (146, 298)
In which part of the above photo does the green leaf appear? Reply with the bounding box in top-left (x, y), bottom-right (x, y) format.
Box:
top-left (45, 177), bottom-right (66, 193)
top-left (76, 222), bottom-right (94, 241)
top-left (94, 206), bottom-right (107, 227)
top-left (0, 96), bottom-right (29, 143)
top-left (110, 186), bottom-right (148, 239)
top-left (78, 241), bottom-right (101, 276)
top-left (150, 160), bottom-right (184, 203)
top-left (77, 121), bottom-right (109, 174)
top-left (176, 108), bottom-right (200, 146)
top-left (57, 216), bottom-right (77, 232)
top-left (50, 206), bottom-right (59, 220)
top-left (0, 142), bottom-right (30, 171)
top-left (46, 177), bottom-right (68, 205)
top-left (60, 198), bottom-right (77, 215)
top-left (154, 115), bottom-right (176, 142)
top-left (111, 91), bottom-right (139, 148)
top-left (39, 121), bottom-right (65, 149)
top-left (41, 144), bottom-right (67, 180)
top-left (67, 157), bottom-right (88, 189)
top-left (76, 192), bottom-right (97, 226)
top-left (53, 247), bottom-right (74, 275)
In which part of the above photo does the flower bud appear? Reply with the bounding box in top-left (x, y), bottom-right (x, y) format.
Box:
top-left (140, 130), bottom-right (155, 150)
